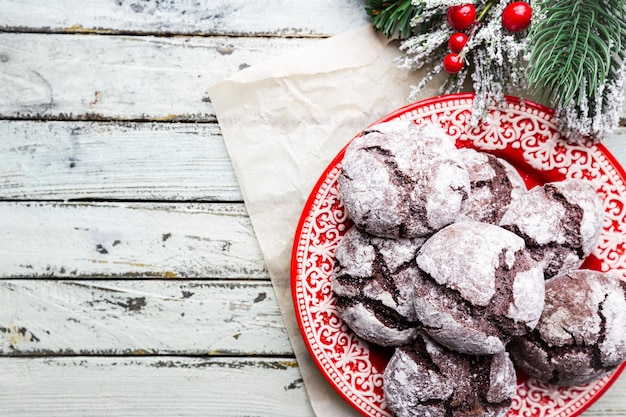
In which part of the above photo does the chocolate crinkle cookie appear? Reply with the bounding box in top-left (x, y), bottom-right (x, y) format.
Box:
top-left (338, 120), bottom-right (470, 239)
top-left (499, 179), bottom-right (604, 279)
top-left (331, 225), bottom-right (426, 346)
top-left (383, 332), bottom-right (517, 417)
top-left (508, 269), bottom-right (626, 386)
top-left (413, 221), bottom-right (545, 355)
top-left (457, 148), bottom-right (527, 224)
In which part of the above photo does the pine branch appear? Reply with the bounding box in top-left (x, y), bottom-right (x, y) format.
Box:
top-left (527, 0), bottom-right (626, 111)
top-left (365, 0), bottom-right (422, 39)
top-left (367, 0), bottom-right (626, 141)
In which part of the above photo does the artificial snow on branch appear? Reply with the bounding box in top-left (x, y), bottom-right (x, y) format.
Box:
top-left (365, 0), bottom-right (626, 142)
top-left (527, 0), bottom-right (626, 142)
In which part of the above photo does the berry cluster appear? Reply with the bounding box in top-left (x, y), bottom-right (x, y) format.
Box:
top-left (443, 1), bottom-right (532, 74)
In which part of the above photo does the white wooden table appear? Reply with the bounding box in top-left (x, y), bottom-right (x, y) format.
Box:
top-left (0, 2), bottom-right (624, 416)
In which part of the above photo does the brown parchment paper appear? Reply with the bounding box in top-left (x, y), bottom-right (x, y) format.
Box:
top-left (208, 25), bottom-right (450, 417)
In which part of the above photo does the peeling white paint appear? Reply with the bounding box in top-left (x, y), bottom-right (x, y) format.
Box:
top-left (0, 33), bottom-right (317, 121)
top-left (0, 121), bottom-right (242, 200)
top-left (0, 202), bottom-right (267, 278)
top-left (0, 280), bottom-right (290, 355)
top-left (0, 0), bottom-right (369, 36)
top-left (0, 356), bottom-right (314, 417)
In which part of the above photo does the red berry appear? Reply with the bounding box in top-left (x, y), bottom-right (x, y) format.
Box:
top-left (502, 1), bottom-right (532, 32)
top-left (447, 4), bottom-right (476, 31)
top-left (443, 53), bottom-right (464, 74)
top-left (448, 32), bottom-right (468, 53)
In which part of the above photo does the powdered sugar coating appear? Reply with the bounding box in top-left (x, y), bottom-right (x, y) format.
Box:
top-left (414, 221), bottom-right (545, 355)
top-left (488, 352), bottom-right (518, 404)
top-left (500, 179), bottom-right (604, 279)
top-left (509, 268), bottom-right (546, 325)
top-left (457, 148), bottom-right (527, 224)
top-left (331, 226), bottom-right (425, 346)
top-left (509, 269), bottom-right (626, 386)
top-left (416, 222), bottom-right (521, 305)
top-left (336, 303), bottom-right (418, 347)
top-left (500, 185), bottom-right (566, 246)
top-left (383, 332), bottom-right (516, 417)
top-left (338, 120), bottom-right (470, 238)
top-left (554, 179), bottom-right (604, 255)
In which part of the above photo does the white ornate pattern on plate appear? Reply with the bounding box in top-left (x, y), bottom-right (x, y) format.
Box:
top-left (292, 94), bottom-right (626, 417)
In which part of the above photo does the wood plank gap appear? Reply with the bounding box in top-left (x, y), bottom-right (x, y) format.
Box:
top-left (0, 27), bottom-right (333, 39)
top-left (0, 352), bottom-right (297, 359)
top-left (0, 198), bottom-right (244, 204)
top-left (3, 115), bottom-right (625, 127)
top-left (0, 276), bottom-right (270, 282)
top-left (0, 115), bottom-right (218, 123)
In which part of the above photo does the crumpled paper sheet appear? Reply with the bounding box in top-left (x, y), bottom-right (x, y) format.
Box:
top-left (208, 24), bottom-right (452, 417)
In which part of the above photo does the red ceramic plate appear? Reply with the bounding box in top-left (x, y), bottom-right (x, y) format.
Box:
top-left (291, 93), bottom-right (626, 417)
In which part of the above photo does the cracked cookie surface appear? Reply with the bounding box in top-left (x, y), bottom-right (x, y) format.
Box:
top-left (338, 120), bottom-right (470, 239)
top-left (331, 225), bottom-right (426, 346)
top-left (383, 332), bottom-right (516, 417)
top-left (413, 221), bottom-right (545, 355)
top-left (457, 148), bottom-right (527, 224)
top-left (499, 179), bottom-right (603, 279)
top-left (508, 269), bottom-right (626, 386)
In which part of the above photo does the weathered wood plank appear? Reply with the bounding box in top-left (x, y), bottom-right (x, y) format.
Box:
top-left (602, 129), bottom-right (626, 170)
top-left (0, 202), bottom-right (268, 279)
top-left (0, 120), bottom-right (241, 201)
top-left (0, 357), bottom-right (622, 417)
top-left (3, 32), bottom-right (626, 123)
top-left (0, 280), bottom-right (291, 356)
top-left (1, 122), bottom-right (624, 202)
top-left (0, 0), bottom-right (369, 37)
top-left (0, 356), bottom-right (315, 417)
top-left (0, 33), bottom-right (316, 121)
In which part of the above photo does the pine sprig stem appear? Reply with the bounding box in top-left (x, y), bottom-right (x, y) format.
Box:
top-left (476, 0), bottom-right (498, 23)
